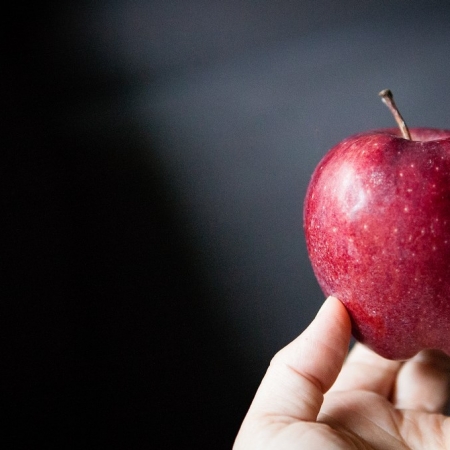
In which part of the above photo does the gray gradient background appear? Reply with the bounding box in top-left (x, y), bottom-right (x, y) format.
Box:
top-left (6, 0), bottom-right (450, 448)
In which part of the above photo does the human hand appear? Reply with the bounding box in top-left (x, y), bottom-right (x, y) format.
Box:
top-left (233, 296), bottom-right (450, 449)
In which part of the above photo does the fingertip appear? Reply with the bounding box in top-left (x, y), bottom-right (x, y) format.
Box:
top-left (295, 296), bottom-right (352, 392)
top-left (316, 296), bottom-right (352, 333)
top-left (317, 296), bottom-right (344, 313)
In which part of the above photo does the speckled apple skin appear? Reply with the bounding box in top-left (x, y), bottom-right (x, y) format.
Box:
top-left (304, 128), bottom-right (450, 360)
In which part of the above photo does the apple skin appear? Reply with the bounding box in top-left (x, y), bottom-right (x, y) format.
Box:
top-left (304, 127), bottom-right (450, 360)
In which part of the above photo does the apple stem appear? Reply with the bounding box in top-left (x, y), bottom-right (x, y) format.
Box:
top-left (378, 89), bottom-right (412, 140)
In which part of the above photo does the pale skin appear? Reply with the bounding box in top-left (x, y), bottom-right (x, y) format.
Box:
top-left (234, 296), bottom-right (450, 449)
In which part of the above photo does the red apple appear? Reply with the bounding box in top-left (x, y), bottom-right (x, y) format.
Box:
top-left (304, 90), bottom-right (450, 360)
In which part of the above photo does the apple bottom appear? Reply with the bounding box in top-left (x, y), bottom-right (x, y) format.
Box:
top-left (336, 290), bottom-right (450, 360)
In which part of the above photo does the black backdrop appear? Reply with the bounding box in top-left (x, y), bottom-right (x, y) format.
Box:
top-left (5, 1), bottom-right (450, 448)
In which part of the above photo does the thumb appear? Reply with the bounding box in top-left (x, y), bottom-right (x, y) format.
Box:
top-left (243, 296), bottom-right (351, 424)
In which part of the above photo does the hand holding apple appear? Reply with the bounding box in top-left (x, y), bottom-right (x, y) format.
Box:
top-left (304, 90), bottom-right (450, 360)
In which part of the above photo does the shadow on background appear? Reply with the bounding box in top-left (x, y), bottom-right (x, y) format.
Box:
top-left (5, 1), bottom-right (450, 447)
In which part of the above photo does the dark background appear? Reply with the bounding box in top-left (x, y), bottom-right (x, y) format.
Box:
top-left (5, 1), bottom-right (450, 447)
